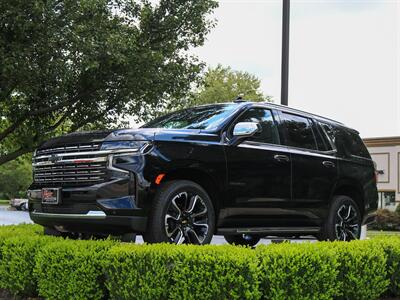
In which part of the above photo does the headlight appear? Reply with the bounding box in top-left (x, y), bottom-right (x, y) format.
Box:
top-left (100, 141), bottom-right (144, 151)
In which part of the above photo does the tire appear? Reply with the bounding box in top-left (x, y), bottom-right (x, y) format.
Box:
top-left (121, 233), bottom-right (137, 243)
top-left (319, 195), bottom-right (362, 241)
top-left (43, 226), bottom-right (63, 237)
top-left (143, 180), bottom-right (215, 245)
top-left (43, 227), bottom-right (78, 239)
top-left (224, 234), bottom-right (261, 247)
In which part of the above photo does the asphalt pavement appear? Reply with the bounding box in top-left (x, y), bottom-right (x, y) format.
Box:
top-left (0, 206), bottom-right (314, 244)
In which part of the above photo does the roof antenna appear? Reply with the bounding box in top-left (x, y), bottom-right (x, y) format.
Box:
top-left (234, 93), bottom-right (246, 103)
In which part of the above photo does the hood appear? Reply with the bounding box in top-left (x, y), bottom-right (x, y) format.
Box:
top-left (38, 130), bottom-right (114, 149)
top-left (38, 127), bottom-right (218, 150)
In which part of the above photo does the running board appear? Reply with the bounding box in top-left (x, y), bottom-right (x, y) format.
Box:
top-left (217, 227), bottom-right (321, 235)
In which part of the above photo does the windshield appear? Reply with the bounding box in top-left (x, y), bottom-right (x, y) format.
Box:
top-left (141, 104), bottom-right (240, 130)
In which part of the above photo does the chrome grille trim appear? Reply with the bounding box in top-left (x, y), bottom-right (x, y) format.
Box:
top-left (33, 148), bottom-right (139, 166)
top-left (36, 143), bottom-right (101, 156)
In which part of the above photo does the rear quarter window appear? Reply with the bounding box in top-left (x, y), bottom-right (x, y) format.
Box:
top-left (335, 128), bottom-right (370, 159)
top-left (319, 122), bottom-right (370, 159)
top-left (343, 130), bottom-right (371, 159)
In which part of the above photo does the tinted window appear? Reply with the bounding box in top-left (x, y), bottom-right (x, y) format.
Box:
top-left (342, 129), bottom-right (370, 158)
top-left (234, 108), bottom-right (280, 144)
top-left (320, 123), bottom-right (370, 158)
top-left (312, 122), bottom-right (329, 151)
top-left (142, 104), bottom-right (239, 131)
top-left (319, 122), bottom-right (336, 150)
top-left (281, 113), bottom-right (317, 150)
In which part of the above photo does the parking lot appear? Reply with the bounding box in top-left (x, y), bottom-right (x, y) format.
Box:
top-left (0, 206), bottom-right (316, 244)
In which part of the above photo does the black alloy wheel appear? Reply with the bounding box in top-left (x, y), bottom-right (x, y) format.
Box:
top-left (319, 195), bottom-right (361, 241)
top-left (164, 191), bottom-right (209, 244)
top-left (144, 180), bottom-right (215, 245)
top-left (334, 202), bottom-right (361, 241)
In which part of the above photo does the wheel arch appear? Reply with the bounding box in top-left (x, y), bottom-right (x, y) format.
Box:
top-left (331, 180), bottom-right (365, 216)
top-left (159, 167), bottom-right (222, 215)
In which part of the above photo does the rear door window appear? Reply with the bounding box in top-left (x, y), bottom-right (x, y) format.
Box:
top-left (280, 112), bottom-right (317, 150)
top-left (318, 122), bottom-right (337, 150)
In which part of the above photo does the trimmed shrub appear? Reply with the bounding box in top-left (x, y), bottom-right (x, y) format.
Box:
top-left (106, 244), bottom-right (260, 300)
top-left (331, 240), bottom-right (389, 300)
top-left (257, 242), bottom-right (339, 300)
top-left (0, 224), bottom-right (398, 300)
top-left (169, 245), bottom-right (260, 300)
top-left (0, 224), bottom-right (42, 243)
top-left (373, 237), bottom-right (400, 297)
top-left (106, 243), bottom-right (179, 300)
top-left (34, 239), bottom-right (115, 300)
top-left (0, 235), bottom-right (54, 296)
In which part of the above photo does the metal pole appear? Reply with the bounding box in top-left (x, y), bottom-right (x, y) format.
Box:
top-left (281, 0), bottom-right (290, 106)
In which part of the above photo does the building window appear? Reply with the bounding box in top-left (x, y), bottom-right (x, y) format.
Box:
top-left (378, 191), bottom-right (396, 209)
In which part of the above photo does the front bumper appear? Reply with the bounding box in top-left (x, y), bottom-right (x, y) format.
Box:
top-left (29, 210), bottom-right (147, 234)
top-left (28, 178), bottom-right (148, 234)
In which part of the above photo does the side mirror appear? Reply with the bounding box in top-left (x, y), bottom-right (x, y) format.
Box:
top-left (230, 122), bottom-right (260, 146)
top-left (233, 122), bottom-right (260, 137)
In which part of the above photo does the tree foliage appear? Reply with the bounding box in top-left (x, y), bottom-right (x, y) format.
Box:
top-left (0, 154), bottom-right (31, 199)
top-left (0, 0), bottom-right (218, 165)
top-left (191, 64), bottom-right (272, 105)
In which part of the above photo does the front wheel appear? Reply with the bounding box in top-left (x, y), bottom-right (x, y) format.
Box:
top-left (224, 234), bottom-right (260, 247)
top-left (319, 195), bottom-right (362, 241)
top-left (143, 180), bottom-right (215, 245)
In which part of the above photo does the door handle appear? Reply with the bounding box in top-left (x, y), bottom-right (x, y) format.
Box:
top-left (274, 154), bottom-right (290, 162)
top-left (322, 161), bottom-right (335, 168)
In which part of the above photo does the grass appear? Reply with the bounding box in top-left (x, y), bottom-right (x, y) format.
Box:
top-left (0, 199), bottom-right (9, 206)
top-left (367, 230), bottom-right (400, 238)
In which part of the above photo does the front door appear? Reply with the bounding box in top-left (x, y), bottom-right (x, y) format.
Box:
top-left (221, 107), bottom-right (292, 228)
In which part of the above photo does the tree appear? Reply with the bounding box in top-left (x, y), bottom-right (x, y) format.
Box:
top-left (0, 154), bottom-right (32, 199)
top-left (191, 65), bottom-right (272, 105)
top-left (0, 0), bottom-right (218, 166)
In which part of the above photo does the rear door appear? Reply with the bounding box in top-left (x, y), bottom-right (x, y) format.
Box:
top-left (278, 112), bottom-right (338, 225)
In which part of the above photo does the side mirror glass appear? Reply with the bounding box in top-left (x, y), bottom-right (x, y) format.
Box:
top-left (233, 122), bottom-right (260, 137)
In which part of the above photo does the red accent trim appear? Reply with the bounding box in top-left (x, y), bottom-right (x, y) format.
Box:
top-left (155, 174), bottom-right (165, 185)
top-left (73, 159), bottom-right (94, 163)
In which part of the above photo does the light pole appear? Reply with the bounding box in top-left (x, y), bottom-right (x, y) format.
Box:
top-left (281, 0), bottom-right (290, 106)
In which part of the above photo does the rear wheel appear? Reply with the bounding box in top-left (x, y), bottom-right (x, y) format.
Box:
top-left (319, 195), bottom-right (361, 241)
top-left (43, 226), bottom-right (64, 237)
top-left (224, 234), bottom-right (260, 246)
top-left (121, 233), bottom-right (137, 243)
top-left (143, 180), bottom-right (215, 245)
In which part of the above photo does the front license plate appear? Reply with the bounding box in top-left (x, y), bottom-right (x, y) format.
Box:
top-left (41, 188), bottom-right (61, 205)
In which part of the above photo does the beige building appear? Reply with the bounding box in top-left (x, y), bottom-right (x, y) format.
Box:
top-left (364, 137), bottom-right (400, 211)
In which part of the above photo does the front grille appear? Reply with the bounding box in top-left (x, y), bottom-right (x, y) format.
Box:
top-left (33, 143), bottom-right (108, 187)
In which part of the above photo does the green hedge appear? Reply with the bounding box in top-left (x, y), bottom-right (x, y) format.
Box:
top-left (257, 243), bottom-right (339, 300)
top-left (106, 244), bottom-right (260, 300)
top-left (0, 224), bottom-right (399, 300)
top-left (35, 240), bottom-right (116, 300)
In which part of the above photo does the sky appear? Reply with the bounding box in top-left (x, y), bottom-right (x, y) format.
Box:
top-left (191, 0), bottom-right (400, 138)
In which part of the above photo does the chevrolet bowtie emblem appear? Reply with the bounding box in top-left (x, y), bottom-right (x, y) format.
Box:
top-left (50, 154), bottom-right (61, 163)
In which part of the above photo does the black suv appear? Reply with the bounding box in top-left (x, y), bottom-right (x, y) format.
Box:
top-left (28, 101), bottom-right (377, 245)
